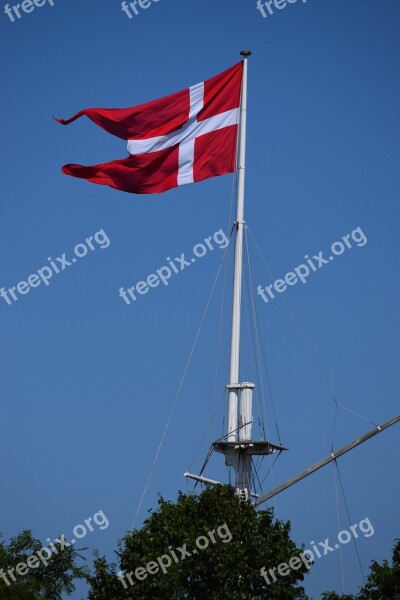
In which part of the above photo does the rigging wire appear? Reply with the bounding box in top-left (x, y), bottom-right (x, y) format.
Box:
top-left (246, 225), bottom-right (376, 434)
top-left (242, 229), bottom-right (278, 504)
top-left (335, 402), bottom-right (377, 427)
top-left (187, 180), bottom-right (237, 477)
top-left (258, 450), bottom-right (283, 490)
top-left (254, 304), bottom-right (282, 443)
top-left (131, 241), bottom-right (230, 530)
top-left (252, 460), bottom-right (264, 498)
top-left (243, 227), bottom-right (283, 513)
top-left (332, 400), bottom-right (378, 452)
top-left (244, 228), bottom-right (282, 444)
top-left (191, 444), bottom-right (216, 492)
top-left (187, 389), bottom-right (225, 477)
top-left (331, 401), bottom-right (339, 454)
top-left (243, 233), bottom-right (267, 439)
top-left (335, 460), bottom-right (366, 585)
top-left (213, 420), bottom-right (253, 444)
top-left (333, 462), bottom-right (347, 594)
top-left (247, 225), bottom-right (337, 400)
top-left (186, 268), bottom-right (230, 473)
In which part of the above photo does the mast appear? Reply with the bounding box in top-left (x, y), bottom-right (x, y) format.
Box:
top-left (227, 50), bottom-right (250, 445)
top-left (185, 51), bottom-right (286, 499)
top-left (223, 51), bottom-right (252, 499)
top-left (221, 51), bottom-right (286, 499)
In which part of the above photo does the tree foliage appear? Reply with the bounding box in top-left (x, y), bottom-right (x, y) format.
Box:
top-left (88, 485), bottom-right (309, 599)
top-left (322, 538), bottom-right (400, 600)
top-left (2, 497), bottom-right (398, 599)
top-left (358, 538), bottom-right (400, 599)
top-left (0, 529), bottom-right (89, 599)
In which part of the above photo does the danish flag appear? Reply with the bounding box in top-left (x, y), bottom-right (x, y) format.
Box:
top-left (56, 62), bottom-right (243, 194)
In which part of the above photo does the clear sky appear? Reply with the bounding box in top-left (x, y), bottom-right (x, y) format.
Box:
top-left (1, 0), bottom-right (399, 598)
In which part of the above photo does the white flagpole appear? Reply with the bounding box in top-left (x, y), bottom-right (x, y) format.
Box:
top-left (227, 51), bottom-right (251, 445)
top-left (186, 52), bottom-right (280, 498)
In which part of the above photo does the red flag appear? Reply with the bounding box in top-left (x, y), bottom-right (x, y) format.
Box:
top-left (56, 62), bottom-right (243, 194)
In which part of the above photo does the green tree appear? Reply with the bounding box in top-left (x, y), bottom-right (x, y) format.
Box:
top-left (323, 539), bottom-right (400, 600)
top-left (89, 485), bottom-right (310, 599)
top-left (0, 529), bottom-right (89, 599)
top-left (357, 539), bottom-right (400, 600)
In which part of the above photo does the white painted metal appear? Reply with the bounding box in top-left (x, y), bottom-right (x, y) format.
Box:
top-left (227, 54), bottom-right (249, 444)
top-left (184, 473), bottom-right (224, 487)
top-left (224, 53), bottom-right (256, 500)
top-left (235, 453), bottom-right (252, 496)
top-left (239, 383), bottom-right (254, 441)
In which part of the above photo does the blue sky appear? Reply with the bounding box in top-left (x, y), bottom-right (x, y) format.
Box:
top-left (1, 0), bottom-right (399, 597)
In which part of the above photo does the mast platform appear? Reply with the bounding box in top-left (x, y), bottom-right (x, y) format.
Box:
top-left (213, 440), bottom-right (287, 456)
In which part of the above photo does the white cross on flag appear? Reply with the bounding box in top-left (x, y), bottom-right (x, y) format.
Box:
top-left (56, 62), bottom-right (243, 194)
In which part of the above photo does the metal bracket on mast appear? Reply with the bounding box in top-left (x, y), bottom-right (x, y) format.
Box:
top-left (184, 473), bottom-right (224, 487)
top-left (183, 473), bottom-right (260, 498)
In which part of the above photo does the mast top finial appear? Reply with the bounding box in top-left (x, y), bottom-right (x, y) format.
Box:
top-left (240, 50), bottom-right (252, 57)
